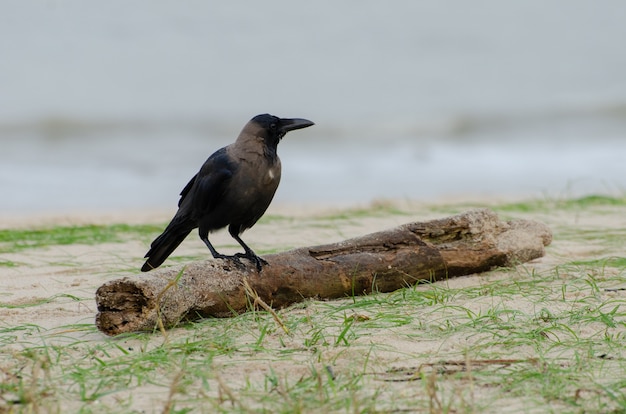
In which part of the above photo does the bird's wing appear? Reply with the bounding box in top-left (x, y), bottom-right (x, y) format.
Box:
top-left (187, 147), bottom-right (237, 213)
top-left (178, 174), bottom-right (197, 207)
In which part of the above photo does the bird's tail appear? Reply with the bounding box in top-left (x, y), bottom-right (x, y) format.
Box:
top-left (141, 220), bottom-right (194, 272)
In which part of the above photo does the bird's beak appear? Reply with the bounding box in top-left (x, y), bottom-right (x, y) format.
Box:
top-left (279, 118), bottom-right (315, 133)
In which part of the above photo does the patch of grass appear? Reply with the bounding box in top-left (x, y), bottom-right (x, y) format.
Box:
top-left (565, 194), bottom-right (626, 207)
top-left (567, 256), bottom-right (626, 269)
top-left (0, 223), bottom-right (163, 253)
top-left (0, 293), bottom-right (82, 309)
top-left (496, 194), bottom-right (626, 213)
top-left (319, 201), bottom-right (411, 221)
top-left (257, 214), bottom-right (295, 225)
top-left (167, 254), bottom-right (208, 265)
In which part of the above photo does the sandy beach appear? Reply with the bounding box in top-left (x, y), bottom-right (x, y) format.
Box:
top-left (1, 197), bottom-right (625, 412)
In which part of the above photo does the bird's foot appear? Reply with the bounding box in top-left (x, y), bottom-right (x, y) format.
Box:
top-left (212, 253), bottom-right (246, 269)
top-left (234, 253), bottom-right (268, 272)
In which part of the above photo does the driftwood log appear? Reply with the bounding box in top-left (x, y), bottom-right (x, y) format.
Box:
top-left (95, 208), bottom-right (552, 336)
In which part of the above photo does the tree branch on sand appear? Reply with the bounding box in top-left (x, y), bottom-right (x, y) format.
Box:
top-left (95, 208), bottom-right (552, 336)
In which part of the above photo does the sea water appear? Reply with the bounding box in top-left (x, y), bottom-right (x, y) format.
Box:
top-left (1, 1), bottom-right (625, 213)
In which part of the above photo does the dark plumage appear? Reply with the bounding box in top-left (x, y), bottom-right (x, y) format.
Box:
top-left (141, 114), bottom-right (314, 272)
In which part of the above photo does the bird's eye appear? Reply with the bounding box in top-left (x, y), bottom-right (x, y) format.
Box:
top-left (269, 123), bottom-right (277, 130)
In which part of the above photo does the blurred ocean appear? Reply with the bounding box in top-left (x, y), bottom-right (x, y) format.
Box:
top-left (1, 1), bottom-right (625, 213)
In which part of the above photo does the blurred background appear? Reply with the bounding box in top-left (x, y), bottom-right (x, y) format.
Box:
top-left (1, 1), bottom-right (625, 214)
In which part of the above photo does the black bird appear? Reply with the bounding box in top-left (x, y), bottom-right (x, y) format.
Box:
top-left (141, 114), bottom-right (314, 272)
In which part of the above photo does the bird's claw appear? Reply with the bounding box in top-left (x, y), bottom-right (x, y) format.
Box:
top-left (228, 255), bottom-right (247, 269)
top-left (234, 253), bottom-right (268, 272)
top-left (213, 253), bottom-right (245, 269)
top-left (214, 253), bottom-right (267, 272)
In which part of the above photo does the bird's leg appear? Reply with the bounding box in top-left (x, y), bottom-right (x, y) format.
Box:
top-left (200, 233), bottom-right (244, 268)
top-left (228, 228), bottom-right (268, 272)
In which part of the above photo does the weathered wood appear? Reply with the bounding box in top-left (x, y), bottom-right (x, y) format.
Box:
top-left (95, 209), bottom-right (552, 336)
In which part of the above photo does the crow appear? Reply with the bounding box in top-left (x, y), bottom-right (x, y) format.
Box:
top-left (141, 114), bottom-right (314, 272)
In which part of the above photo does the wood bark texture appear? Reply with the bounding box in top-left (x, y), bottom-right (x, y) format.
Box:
top-left (95, 208), bottom-right (552, 335)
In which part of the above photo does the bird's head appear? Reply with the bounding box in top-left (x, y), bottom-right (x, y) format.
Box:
top-left (245, 114), bottom-right (314, 149)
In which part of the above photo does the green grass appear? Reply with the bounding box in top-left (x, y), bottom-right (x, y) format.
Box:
top-left (567, 257), bottom-right (626, 269)
top-left (316, 201), bottom-right (412, 221)
top-left (495, 194), bottom-right (626, 213)
top-left (0, 293), bottom-right (82, 309)
top-left (1, 197), bottom-right (626, 413)
top-left (4, 267), bottom-right (626, 412)
top-left (0, 223), bottom-right (163, 253)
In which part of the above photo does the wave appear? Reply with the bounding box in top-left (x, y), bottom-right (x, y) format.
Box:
top-left (1, 101), bottom-right (626, 142)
